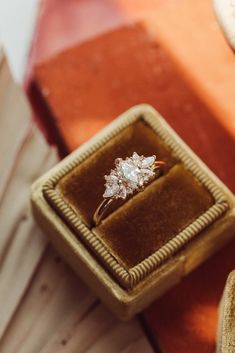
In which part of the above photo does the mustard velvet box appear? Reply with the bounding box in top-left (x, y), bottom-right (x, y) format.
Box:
top-left (31, 104), bottom-right (235, 319)
top-left (217, 270), bottom-right (235, 353)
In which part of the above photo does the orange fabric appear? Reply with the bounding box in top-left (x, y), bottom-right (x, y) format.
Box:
top-left (33, 23), bottom-right (235, 191)
top-left (144, 240), bottom-right (235, 353)
top-left (29, 1), bottom-right (235, 352)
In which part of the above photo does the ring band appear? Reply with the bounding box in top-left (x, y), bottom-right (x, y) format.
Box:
top-left (93, 152), bottom-right (165, 226)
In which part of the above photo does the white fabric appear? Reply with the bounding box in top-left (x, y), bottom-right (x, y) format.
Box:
top-left (0, 0), bottom-right (39, 82)
top-left (213, 0), bottom-right (235, 50)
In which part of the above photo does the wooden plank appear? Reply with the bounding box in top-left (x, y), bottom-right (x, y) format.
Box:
top-left (0, 48), bottom-right (58, 343)
top-left (0, 138), bottom-right (57, 338)
top-left (0, 144), bottom-right (55, 336)
top-left (0, 127), bottom-right (56, 262)
top-left (0, 246), bottom-right (96, 353)
top-left (0, 52), bottom-right (31, 200)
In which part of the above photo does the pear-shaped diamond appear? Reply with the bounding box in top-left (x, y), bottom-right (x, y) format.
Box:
top-left (103, 183), bottom-right (119, 198)
top-left (141, 156), bottom-right (156, 168)
top-left (132, 152), bottom-right (141, 164)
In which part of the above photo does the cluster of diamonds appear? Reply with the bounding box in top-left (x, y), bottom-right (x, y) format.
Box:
top-left (103, 152), bottom-right (156, 199)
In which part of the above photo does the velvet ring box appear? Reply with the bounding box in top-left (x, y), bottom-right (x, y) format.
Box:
top-left (31, 104), bottom-right (235, 319)
top-left (217, 270), bottom-right (235, 353)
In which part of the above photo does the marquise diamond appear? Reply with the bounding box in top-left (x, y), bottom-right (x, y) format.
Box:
top-left (141, 156), bottom-right (155, 168)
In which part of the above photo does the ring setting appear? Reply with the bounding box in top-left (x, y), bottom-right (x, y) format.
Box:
top-left (104, 152), bottom-right (157, 199)
top-left (93, 152), bottom-right (165, 226)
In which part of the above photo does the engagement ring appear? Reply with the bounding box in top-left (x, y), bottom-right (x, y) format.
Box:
top-left (93, 152), bottom-right (165, 226)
